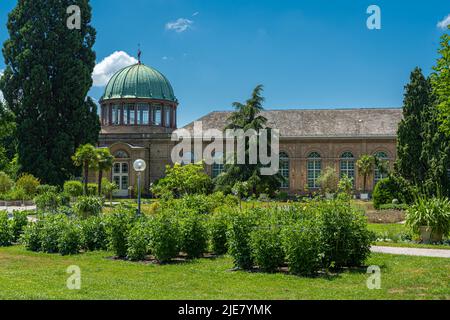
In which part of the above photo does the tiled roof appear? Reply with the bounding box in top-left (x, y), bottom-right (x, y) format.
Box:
top-left (183, 108), bottom-right (402, 138)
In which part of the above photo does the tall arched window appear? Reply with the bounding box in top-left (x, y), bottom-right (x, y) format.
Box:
top-left (374, 151), bottom-right (389, 185)
top-left (280, 152), bottom-right (290, 189)
top-left (307, 152), bottom-right (322, 189)
top-left (212, 152), bottom-right (225, 178)
top-left (340, 152), bottom-right (355, 186)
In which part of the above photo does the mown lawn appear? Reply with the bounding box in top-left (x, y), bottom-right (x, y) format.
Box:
top-left (0, 246), bottom-right (448, 300)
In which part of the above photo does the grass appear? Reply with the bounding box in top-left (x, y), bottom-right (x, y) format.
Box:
top-left (0, 246), bottom-right (449, 300)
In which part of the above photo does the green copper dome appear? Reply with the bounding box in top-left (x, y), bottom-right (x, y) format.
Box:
top-left (101, 63), bottom-right (177, 102)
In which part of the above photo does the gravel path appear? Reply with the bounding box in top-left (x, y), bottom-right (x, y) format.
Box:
top-left (372, 246), bottom-right (450, 258)
top-left (0, 206), bottom-right (36, 213)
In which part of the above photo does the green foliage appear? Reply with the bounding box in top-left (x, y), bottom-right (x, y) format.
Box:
top-left (105, 210), bottom-right (135, 258)
top-left (227, 211), bottom-right (256, 270)
top-left (431, 30), bottom-right (450, 136)
top-left (281, 220), bottom-right (322, 276)
top-left (180, 213), bottom-right (208, 258)
top-left (356, 155), bottom-right (375, 193)
top-left (406, 196), bottom-right (450, 237)
top-left (0, 0), bottom-right (99, 185)
top-left (64, 181), bottom-right (84, 198)
top-left (379, 203), bottom-right (409, 211)
top-left (250, 226), bottom-right (284, 273)
top-left (16, 173), bottom-right (40, 196)
top-left (164, 192), bottom-right (236, 215)
top-left (72, 144), bottom-right (98, 195)
top-left (10, 210), bottom-right (29, 241)
top-left (213, 85), bottom-right (283, 196)
top-left (2, 186), bottom-right (29, 201)
top-left (127, 219), bottom-right (150, 261)
top-left (152, 162), bottom-right (213, 199)
top-left (80, 216), bottom-right (107, 251)
top-left (0, 211), bottom-right (13, 246)
top-left (20, 220), bottom-right (43, 252)
top-left (102, 178), bottom-right (118, 204)
top-left (317, 200), bottom-right (373, 268)
top-left (0, 171), bottom-right (13, 194)
top-left (317, 167), bottom-right (339, 194)
top-left (338, 175), bottom-right (354, 197)
top-left (87, 183), bottom-right (99, 196)
top-left (373, 175), bottom-right (415, 209)
top-left (36, 184), bottom-right (59, 195)
top-left (209, 212), bottom-right (229, 255)
top-left (73, 196), bottom-right (103, 219)
top-left (58, 221), bottom-right (81, 256)
top-left (95, 148), bottom-right (114, 196)
top-left (34, 192), bottom-right (61, 213)
top-left (39, 215), bottom-right (67, 253)
top-left (148, 213), bottom-right (180, 263)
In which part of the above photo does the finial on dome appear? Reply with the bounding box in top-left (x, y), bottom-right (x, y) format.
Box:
top-left (137, 44), bottom-right (142, 64)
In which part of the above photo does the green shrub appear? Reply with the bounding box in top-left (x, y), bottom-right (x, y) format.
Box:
top-left (105, 211), bottom-right (135, 258)
top-left (34, 192), bottom-right (61, 212)
top-left (227, 211), bottom-right (256, 270)
top-left (250, 226), bottom-right (284, 272)
top-left (87, 183), bottom-right (99, 196)
top-left (74, 196), bottom-right (103, 219)
top-left (209, 212), bottom-right (229, 255)
top-left (379, 203), bottom-right (409, 211)
top-left (180, 213), bottom-right (208, 258)
top-left (4, 186), bottom-right (29, 201)
top-left (21, 220), bottom-right (43, 252)
top-left (281, 220), bottom-right (322, 276)
top-left (40, 214), bottom-right (67, 253)
top-left (10, 210), bottom-right (29, 241)
top-left (0, 211), bottom-right (13, 246)
top-left (80, 216), bottom-right (108, 251)
top-left (317, 200), bottom-right (372, 268)
top-left (275, 191), bottom-right (289, 202)
top-left (16, 173), bottom-right (40, 196)
top-left (58, 221), bottom-right (81, 256)
top-left (406, 196), bottom-right (450, 237)
top-left (64, 181), bottom-right (84, 198)
top-left (36, 185), bottom-right (59, 195)
top-left (148, 213), bottom-right (180, 263)
top-left (0, 171), bottom-right (13, 194)
top-left (127, 219), bottom-right (150, 261)
top-left (373, 175), bottom-right (415, 209)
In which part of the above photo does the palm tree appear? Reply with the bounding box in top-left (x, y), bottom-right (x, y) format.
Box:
top-left (95, 148), bottom-right (114, 196)
top-left (356, 155), bottom-right (375, 194)
top-left (72, 144), bottom-right (98, 195)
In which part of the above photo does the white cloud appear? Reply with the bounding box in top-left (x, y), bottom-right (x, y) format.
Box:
top-left (437, 14), bottom-right (450, 29)
top-left (165, 18), bottom-right (194, 33)
top-left (92, 51), bottom-right (138, 87)
top-left (192, 12), bottom-right (199, 17)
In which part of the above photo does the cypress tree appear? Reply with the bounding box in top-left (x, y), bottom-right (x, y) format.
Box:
top-left (396, 67), bottom-right (431, 185)
top-left (0, 0), bottom-right (99, 185)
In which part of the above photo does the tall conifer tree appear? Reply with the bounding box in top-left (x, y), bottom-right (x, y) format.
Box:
top-left (0, 0), bottom-right (100, 185)
top-left (396, 68), bottom-right (431, 185)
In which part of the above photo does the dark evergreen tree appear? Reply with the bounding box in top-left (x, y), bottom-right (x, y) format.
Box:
top-left (0, 0), bottom-right (99, 185)
top-left (396, 68), bottom-right (431, 185)
top-left (214, 85), bottom-right (283, 195)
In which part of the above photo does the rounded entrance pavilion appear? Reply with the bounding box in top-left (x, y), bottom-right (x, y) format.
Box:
top-left (98, 61), bottom-right (179, 197)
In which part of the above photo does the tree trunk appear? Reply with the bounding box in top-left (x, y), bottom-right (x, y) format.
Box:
top-left (98, 170), bottom-right (103, 196)
top-left (363, 175), bottom-right (367, 193)
top-left (84, 161), bottom-right (89, 195)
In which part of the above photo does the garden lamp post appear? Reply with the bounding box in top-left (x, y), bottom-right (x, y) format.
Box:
top-left (133, 159), bottom-right (146, 216)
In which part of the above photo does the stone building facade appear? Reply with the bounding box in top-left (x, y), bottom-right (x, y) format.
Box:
top-left (97, 61), bottom-right (403, 196)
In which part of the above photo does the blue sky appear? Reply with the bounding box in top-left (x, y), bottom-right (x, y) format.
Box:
top-left (0, 0), bottom-right (449, 126)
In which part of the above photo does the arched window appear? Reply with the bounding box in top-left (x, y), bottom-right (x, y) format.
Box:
top-left (280, 152), bottom-right (290, 189)
top-left (212, 152), bottom-right (225, 178)
top-left (374, 151), bottom-right (389, 185)
top-left (114, 150), bottom-right (129, 159)
top-left (307, 152), bottom-right (322, 189)
top-left (340, 152), bottom-right (355, 186)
